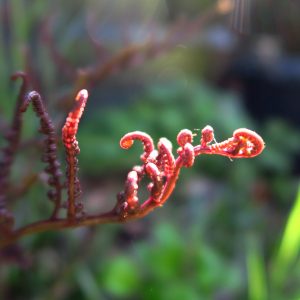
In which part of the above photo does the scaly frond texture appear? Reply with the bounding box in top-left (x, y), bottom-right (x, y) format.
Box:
top-left (0, 72), bottom-right (28, 235)
top-left (62, 89), bottom-right (88, 219)
top-left (0, 85), bottom-right (265, 248)
top-left (21, 91), bottom-right (63, 219)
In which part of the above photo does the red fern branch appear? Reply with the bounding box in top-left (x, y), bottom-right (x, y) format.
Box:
top-left (0, 84), bottom-right (265, 248)
top-left (62, 89), bottom-right (88, 219)
top-left (116, 126), bottom-right (265, 219)
top-left (110, 127), bottom-right (265, 224)
top-left (20, 91), bottom-right (63, 219)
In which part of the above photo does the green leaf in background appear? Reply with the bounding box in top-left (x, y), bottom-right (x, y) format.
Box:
top-left (159, 280), bottom-right (199, 300)
top-left (101, 255), bottom-right (140, 297)
top-left (272, 185), bottom-right (300, 286)
top-left (76, 267), bottom-right (102, 300)
top-left (147, 223), bottom-right (185, 279)
top-left (246, 236), bottom-right (268, 300)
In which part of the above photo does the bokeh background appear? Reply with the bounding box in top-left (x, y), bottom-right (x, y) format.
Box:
top-left (1, 0), bottom-right (300, 299)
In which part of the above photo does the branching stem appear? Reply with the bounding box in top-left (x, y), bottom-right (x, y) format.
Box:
top-left (0, 84), bottom-right (265, 249)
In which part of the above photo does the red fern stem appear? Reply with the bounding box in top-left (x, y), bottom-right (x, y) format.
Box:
top-left (21, 91), bottom-right (63, 219)
top-left (62, 89), bottom-right (88, 219)
top-left (118, 127), bottom-right (265, 220)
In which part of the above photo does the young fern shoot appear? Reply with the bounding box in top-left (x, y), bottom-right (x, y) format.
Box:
top-left (62, 89), bottom-right (88, 219)
top-left (0, 83), bottom-right (265, 248)
top-left (116, 126), bottom-right (265, 219)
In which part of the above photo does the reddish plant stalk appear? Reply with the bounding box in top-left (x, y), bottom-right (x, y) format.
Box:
top-left (21, 91), bottom-right (63, 219)
top-left (117, 126), bottom-right (265, 220)
top-left (62, 89), bottom-right (88, 219)
top-left (0, 91), bottom-right (265, 248)
top-left (0, 72), bottom-right (28, 233)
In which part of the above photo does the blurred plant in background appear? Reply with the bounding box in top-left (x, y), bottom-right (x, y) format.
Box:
top-left (1, 0), bottom-right (300, 299)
